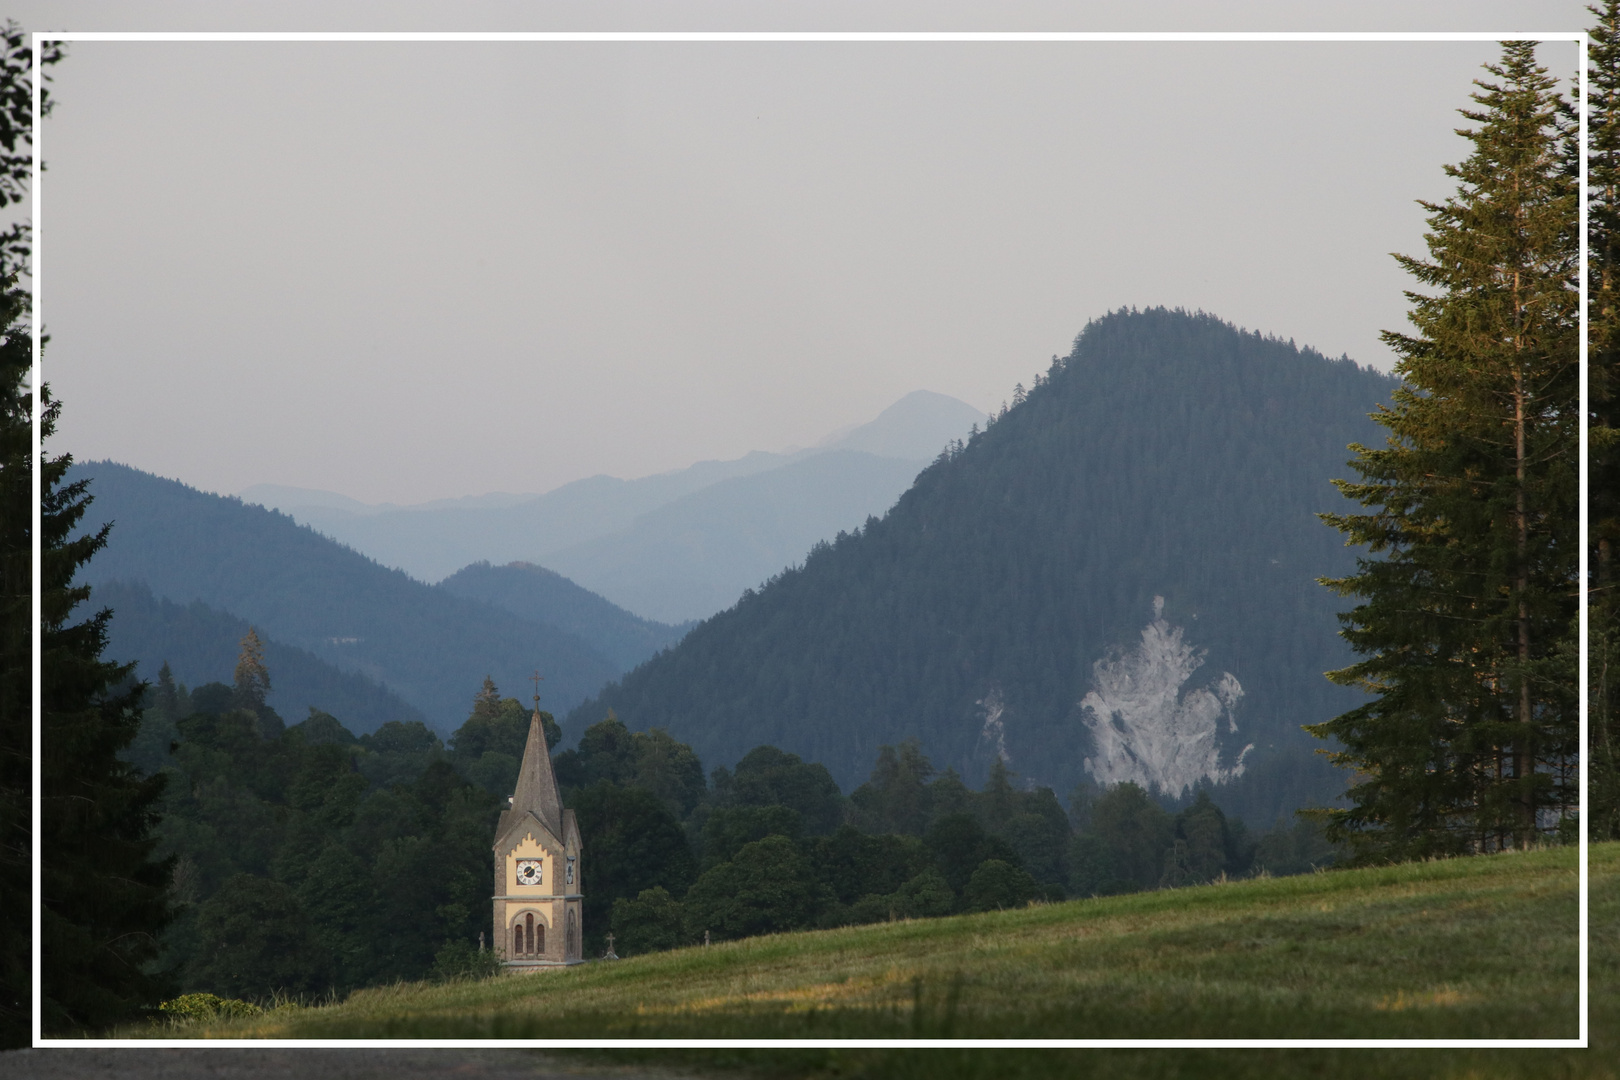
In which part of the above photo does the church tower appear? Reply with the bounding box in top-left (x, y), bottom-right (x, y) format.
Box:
top-left (492, 706), bottom-right (584, 968)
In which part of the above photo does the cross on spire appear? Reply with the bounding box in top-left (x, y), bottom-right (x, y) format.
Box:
top-left (530, 669), bottom-right (544, 713)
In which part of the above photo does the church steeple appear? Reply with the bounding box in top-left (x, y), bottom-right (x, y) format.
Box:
top-left (498, 707), bottom-right (563, 839)
top-left (491, 675), bottom-right (584, 968)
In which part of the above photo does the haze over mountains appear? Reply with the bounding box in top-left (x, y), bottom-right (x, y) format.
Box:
top-left (541, 451), bottom-right (931, 623)
top-left (72, 315), bottom-right (1396, 826)
top-left (244, 390), bottom-right (988, 622)
top-left (70, 389), bottom-right (985, 732)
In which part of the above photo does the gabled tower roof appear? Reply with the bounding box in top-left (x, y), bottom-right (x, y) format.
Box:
top-left (496, 709), bottom-right (563, 843)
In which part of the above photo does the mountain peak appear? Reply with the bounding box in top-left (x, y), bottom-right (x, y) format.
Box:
top-left (819, 390), bottom-right (987, 461)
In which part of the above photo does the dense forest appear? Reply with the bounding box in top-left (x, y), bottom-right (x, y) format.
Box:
top-left (64, 461), bottom-right (685, 730)
top-left (570, 309), bottom-right (1399, 827)
top-left (128, 644), bottom-right (1335, 999)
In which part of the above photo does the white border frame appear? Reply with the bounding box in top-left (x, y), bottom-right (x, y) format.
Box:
top-left (28, 27), bottom-right (1590, 1052)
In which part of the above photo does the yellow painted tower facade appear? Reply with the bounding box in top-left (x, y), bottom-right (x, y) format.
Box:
top-left (492, 709), bottom-right (584, 968)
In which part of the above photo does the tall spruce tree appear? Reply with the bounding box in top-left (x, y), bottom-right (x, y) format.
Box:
top-left (1311, 42), bottom-right (1580, 861)
top-left (39, 418), bottom-right (175, 1032)
top-left (0, 24), bottom-right (174, 1029)
top-left (0, 268), bottom-right (29, 1047)
top-left (1588, 2), bottom-right (1620, 841)
top-left (0, 25), bottom-right (64, 1047)
top-left (231, 627), bottom-right (271, 713)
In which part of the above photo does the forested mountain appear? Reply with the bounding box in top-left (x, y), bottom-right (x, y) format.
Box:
top-left (568, 309), bottom-right (1399, 826)
top-left (247, 390), bottom-right (984, 606)
top-left (438, 561), bottom-right (694, 674)
top-left (543, 450), bottom-right (933, 624)
top-left (93, 580), bottom-right (428, 735)
top-left (67, 462), bottom-right (621, 731)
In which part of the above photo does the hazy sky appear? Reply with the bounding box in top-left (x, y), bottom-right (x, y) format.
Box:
top-left (18, 1), bottom-right (1583, 504)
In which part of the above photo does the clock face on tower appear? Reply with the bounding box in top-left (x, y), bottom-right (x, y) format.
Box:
top-left (515, 859), bottom-right (543, 887)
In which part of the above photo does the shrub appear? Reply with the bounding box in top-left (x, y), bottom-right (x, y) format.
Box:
top-left (430, 940), bottom-right (503, 982)
top-left (610, 886), bottom-right (689, 956)
top-left (963, 859), bottom-right (1040, 912)
top-left (157, 993), bottom-right (263, 1023)
top-left (892, 868), bottom-right (956, 918)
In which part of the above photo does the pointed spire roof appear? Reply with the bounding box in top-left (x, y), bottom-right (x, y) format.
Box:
top-left (501, 709), bottom-right (563, 841)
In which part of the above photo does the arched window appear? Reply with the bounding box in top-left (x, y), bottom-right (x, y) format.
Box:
top-left (566, 907), bottom-right (577, 958)
top-left (535, 923), bottom-right (545, 954)
top-left (525, 912), bottom-right (535, 954)
top-left (512, 925), bottom-right (521, 957)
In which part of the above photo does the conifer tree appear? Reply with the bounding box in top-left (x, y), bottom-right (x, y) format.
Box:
top-left (0, 261), bottom-right (29, 1048)
top-left (1310, 42), bottom-right (1580, 861)
top-left (1587, 2), bottom-right (1620, 841)
top-left (231, 627), bottom-right (271, 711)
top-left (470, 674), bottom-right (501, 721)
top-left (0, 25), bottom-right (63, 1047)
top-left (37, 386), bottom-right (176, 1032)
top-left (0, 23), bottom-right (173, 1031)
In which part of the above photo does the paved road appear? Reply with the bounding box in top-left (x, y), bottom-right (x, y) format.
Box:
top-left (0, 1049), bottom-right (710, 1079)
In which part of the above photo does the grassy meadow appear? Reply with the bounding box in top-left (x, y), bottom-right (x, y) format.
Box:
top-left (131, 842), bottom-right (1604, 1048)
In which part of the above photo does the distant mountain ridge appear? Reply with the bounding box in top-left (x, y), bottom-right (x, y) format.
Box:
top-left (238, 485), bottom-right (542, 516)
top-left (256, 452), bottom-right (800, 593)
top-left (542, 450), bottom-right (934, 624)
top-left (243, 391), bottom-right (987, 617)
top-left (818, 390), bottom-right (986, 459)
top-left (566, 309), bottom-right (1399, 827)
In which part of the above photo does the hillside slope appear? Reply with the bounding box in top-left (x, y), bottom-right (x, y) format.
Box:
top-left (150, 843), bottom-right (1589, 1041)
top-left (68, 462), bottom-right (620, 731)
top-left (569, 309), bottom-right (1398, 823)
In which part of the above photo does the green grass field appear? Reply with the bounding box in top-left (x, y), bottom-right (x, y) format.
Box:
top-left (135, 841), bottom-right (1606, 1053)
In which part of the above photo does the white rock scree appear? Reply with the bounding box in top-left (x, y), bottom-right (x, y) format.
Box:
top-left (1081, 597), bottom-right (1252, 797)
